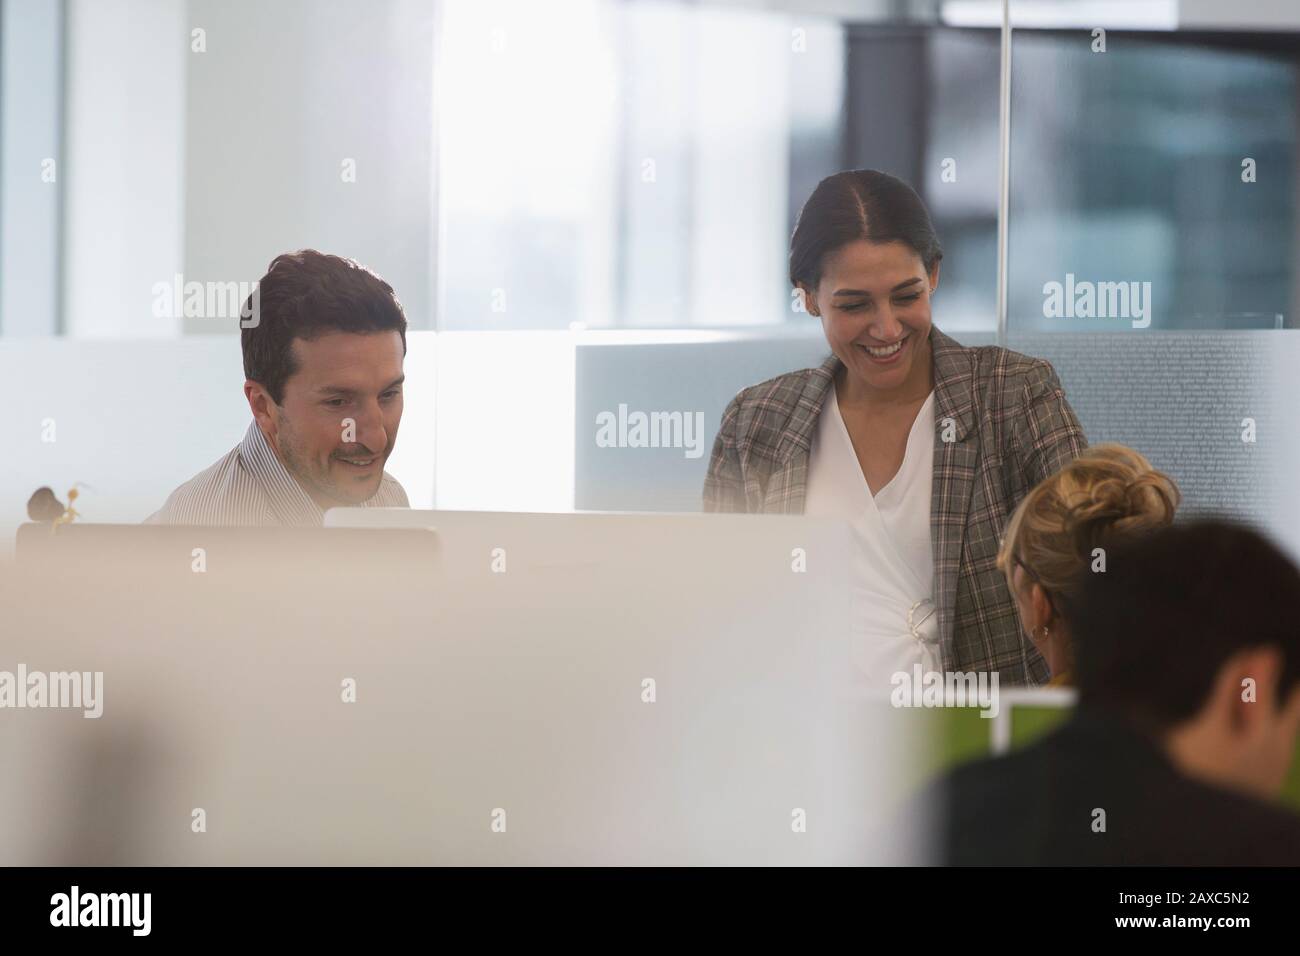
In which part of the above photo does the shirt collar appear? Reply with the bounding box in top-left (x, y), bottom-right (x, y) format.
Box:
top-left (238, 421), bottom-right (327, 527)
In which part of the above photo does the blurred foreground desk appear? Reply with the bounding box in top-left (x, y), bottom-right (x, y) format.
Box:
top-left (1, 513), bottom-right (922, 865)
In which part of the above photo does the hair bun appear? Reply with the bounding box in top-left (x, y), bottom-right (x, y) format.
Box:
top-left (1066, 464), bottom-right (1180, 559)
top-left (997, 443), bottom-right (1182, 605)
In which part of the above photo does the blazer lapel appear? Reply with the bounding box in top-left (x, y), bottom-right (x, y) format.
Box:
top-left (928, 326), bottom-right (980, 670)
top-left (763, 354), bottom-right (839, 513)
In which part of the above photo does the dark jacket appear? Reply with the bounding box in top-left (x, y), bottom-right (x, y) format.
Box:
top-left (924, 707), bottom-right (1300, 865)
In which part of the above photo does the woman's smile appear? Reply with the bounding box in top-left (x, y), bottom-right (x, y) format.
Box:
top-left (857, 332), bottom-right (910, 365)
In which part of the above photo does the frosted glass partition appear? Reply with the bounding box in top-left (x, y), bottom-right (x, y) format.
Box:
top-left (573, 328), bottom-right (998, 512)
top-left (1006, 329), bottom-right (1300, 559)
top-left (0, 333), bottom-right (437, 555)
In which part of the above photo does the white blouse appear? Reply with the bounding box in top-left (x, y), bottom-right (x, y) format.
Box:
top-left (804, 387), bottom-right (940, 693)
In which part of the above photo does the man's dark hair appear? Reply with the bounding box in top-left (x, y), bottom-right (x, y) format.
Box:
top-left (1067, 519), bottom-right (1300, 733)
top-left (241, 250), bottom-right (408, 404)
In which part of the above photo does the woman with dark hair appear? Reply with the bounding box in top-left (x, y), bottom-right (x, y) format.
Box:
top-left (704, 169), bottom-right (1088, 687)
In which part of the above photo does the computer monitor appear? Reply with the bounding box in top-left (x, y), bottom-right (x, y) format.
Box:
top-left (2, 511), bottom-right (917, 864)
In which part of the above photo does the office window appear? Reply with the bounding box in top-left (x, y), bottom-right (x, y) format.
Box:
top-left (435, 0), bottom-right (844, 330)
top-left (1008, 30), bottom-right (1297, 331)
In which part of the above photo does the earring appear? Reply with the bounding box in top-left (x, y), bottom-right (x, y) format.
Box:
top-left (1040, 624), bottom-right (1051, 640)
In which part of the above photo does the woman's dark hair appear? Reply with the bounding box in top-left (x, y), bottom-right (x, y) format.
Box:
top-left (240, 249), bottom-right (408, 405)
top-left (789, 169), bottom-right (943, 290)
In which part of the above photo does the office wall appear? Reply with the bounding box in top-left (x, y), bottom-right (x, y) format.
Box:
top-left (1180, 0), bottom-right (1300, 31)
top-left (184, 0), bottom-right (436, 331)
top-left (0, 0), bottom-right (64, 337)
top-left (61, 0), bottom-right (186, 338)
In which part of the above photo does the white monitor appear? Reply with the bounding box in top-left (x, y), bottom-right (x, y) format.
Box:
top-left (2, 511), bottom-right (920, 864)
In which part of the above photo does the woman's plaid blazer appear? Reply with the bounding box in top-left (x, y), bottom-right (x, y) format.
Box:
top-left (703, 326), bottom-right (1088, 685)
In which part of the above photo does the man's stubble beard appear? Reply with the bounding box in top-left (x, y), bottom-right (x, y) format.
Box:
top-left (274, 410), bottom-right (379, 508)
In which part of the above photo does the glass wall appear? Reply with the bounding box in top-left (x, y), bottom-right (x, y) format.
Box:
top-left (1008, 22), bottom-right (1297, 331)
top-left (1005, 0), bottom-right (1300, 549)
top-left (435, 0), bottom-right (1002, 331)
top-left (0, 0), bottom-right (1005, 337)
top-left (1, 0), bottom-right (1298, 534)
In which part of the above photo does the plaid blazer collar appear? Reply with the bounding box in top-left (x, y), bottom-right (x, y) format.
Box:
top-left (774, 325), bottom-right (977, 463)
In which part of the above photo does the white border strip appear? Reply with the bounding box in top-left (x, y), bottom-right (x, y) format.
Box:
top-left (989, 685), bottom-right (1077, 755)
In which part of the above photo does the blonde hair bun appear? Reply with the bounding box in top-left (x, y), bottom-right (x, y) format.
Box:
top-left (998, 443), bottom-right (1180, 602)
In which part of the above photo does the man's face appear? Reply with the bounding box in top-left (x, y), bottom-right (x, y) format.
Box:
top-left (1254, 683), bottom-right (1300, 796)
top-left (259, 331), bottom-right (405, 509)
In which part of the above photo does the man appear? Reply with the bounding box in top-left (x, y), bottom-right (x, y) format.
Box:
top-left (924, 519), bottom-right (1300, 865)
top-left (150, 250), bottom-right (410, 525)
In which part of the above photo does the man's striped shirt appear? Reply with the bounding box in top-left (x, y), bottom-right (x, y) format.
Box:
top-left (147, 421), bottom-right (409, 526)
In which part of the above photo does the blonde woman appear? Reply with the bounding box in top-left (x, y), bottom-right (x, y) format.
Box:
top-left (997, 443), bottom-right (1181, 686)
